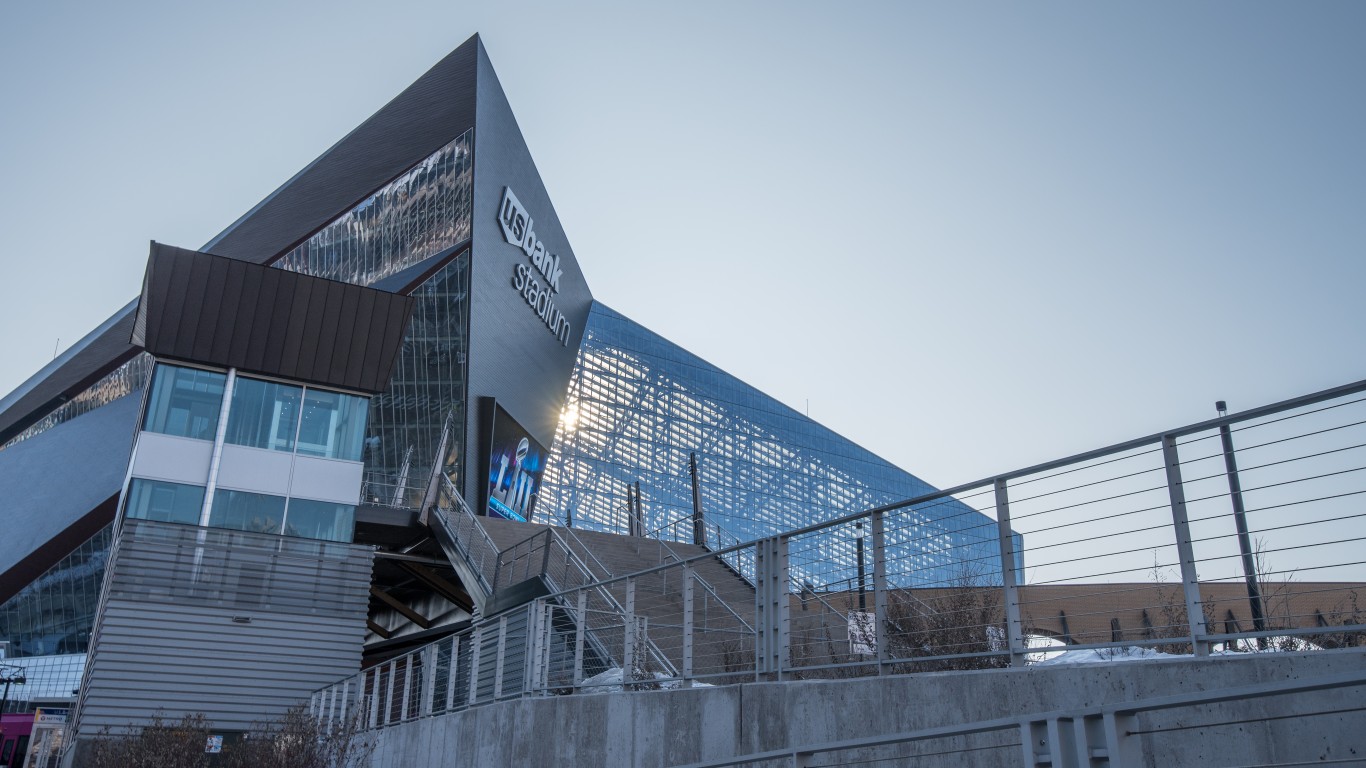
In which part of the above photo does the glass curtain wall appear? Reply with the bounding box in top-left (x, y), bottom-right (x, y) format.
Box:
top-left (0, 526), bottom-right (112, 657)
top-left (361, 253), bottom-right (471, 508)
top-left (540, 303), bottom-right (1003, 588)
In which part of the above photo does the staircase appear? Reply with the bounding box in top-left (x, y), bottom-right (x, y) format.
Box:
top-left (478, 517), bottom-right (757, 680)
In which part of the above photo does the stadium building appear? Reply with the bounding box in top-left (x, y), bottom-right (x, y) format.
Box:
top-left (0, 34), bottom-right (1006, 764)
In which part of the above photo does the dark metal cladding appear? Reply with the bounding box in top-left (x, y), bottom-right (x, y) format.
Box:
top-left (136, 243), bottom-right (415, 394)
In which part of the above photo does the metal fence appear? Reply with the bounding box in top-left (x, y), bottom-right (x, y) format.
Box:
top-left (313, 377), bottom-right (1366, 728)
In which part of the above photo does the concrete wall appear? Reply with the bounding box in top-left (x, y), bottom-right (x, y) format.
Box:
top-left (368, 648), bottom-right (1366, 767)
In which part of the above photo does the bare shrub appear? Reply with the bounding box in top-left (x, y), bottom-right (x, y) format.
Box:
top-left (882, 576), bottom-right (1010, 672)
top-left (84, 712), bottom-right (212, 768)
top-left (78, 706), bottom-right (373, 768)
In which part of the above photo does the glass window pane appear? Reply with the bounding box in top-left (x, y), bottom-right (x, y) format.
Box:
top-left (208, 489), bottom-right (285, 535)
top-left (224, 377), bottom-right (302, 452)
top-left (125, 479), bottom-right (204, 525)
top-left (142, 365), bottom-right (225, 441)
top-left (283, 498), bottom-right (356, 543)
top-left (297, 390), bottom-right (368, 461)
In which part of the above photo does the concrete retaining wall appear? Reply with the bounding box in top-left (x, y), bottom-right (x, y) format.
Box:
top-left (369, 648), bottom-right (1366, 767)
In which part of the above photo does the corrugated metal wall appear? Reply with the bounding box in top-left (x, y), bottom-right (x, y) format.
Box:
top-left (76, 520), bottom-right (373, 733)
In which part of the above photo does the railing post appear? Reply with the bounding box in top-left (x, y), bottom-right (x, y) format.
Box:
top-left (755, 536), bottom-right (790, 680)
top-left (494, 615), bottom-right (508, 698)
top-left (623, 577), bottom-right (637, 684)
top-left (340, 678), bottom-right (350, 729)
top-left (993, 479), bottom-right (1027, 667)
top-left (683, 564), bottom-right (695, 685)
top-left (527, 600), bottom-right (545, 695)
top-left (383, 660), bottom-right (396, 726)
top-left (871, 510), bottom-right (888, 672)
top-left (400, 655), bottom-right (413, 720)
top-left (1161, 434), bottom-right (1210, 656)
top-left (446, 635), bottom-right (460, 711)
top-left (367, 668), bottom-right (379, 730)
top-left (421, 644), bottom-right (437, 717)
top-left (574, 590), bottom-right (587, 688)
top-left (1218, 418), bottom-right (1267, 646)
top-left (468, 625), bottom-right (482, 705)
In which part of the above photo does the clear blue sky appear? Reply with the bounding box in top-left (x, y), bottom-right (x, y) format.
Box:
top-left (1, 1), bottom-right (1363, 490)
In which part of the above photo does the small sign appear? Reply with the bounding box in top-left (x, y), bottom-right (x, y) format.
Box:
top-left (848, 610), bottom-right (877, 656)
top-left (205, 735), bottom-right (223, 754)
top-left (34, 708), bottom-right (68, 725)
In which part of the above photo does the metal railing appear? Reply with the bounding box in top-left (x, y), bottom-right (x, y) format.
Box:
top-left (426, 473), bottom-right (500, 599)
top-left (648, 515), bottom-right (757, 588)
top-left (493, 525), bottom-right (679, 678)
top-left (315, 376), bottom-right (1366, 728)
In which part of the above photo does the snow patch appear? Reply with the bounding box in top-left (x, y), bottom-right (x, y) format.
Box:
top-left (578, 668), bottom-right (713, 693)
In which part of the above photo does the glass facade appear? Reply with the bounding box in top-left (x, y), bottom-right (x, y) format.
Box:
top-left (298, 389), bottom-right (368, 461)
top-left (125, 479), bottom-right (206, 525)
top-left (208, 489), bottom-right (286, 535)
top-left (540, 303), bottom-right (1005, 587)
top-left (284, 498), bottom-right (356, 542)
top-left (273, 130), bottom-right (473, 286)
top-left (141, 365), bottom-right (226, 441)
top-left (225, 377), bottom-right (302, 452)
top-left (360, 253), bottom-right (471, 508)
top-left (0, 354), bottom-right (153, 452)
top-left (0, 526), bottom-right (111, 658)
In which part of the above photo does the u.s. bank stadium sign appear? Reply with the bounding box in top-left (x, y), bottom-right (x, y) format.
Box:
top-left (499, 187), bottom-right (571, 347)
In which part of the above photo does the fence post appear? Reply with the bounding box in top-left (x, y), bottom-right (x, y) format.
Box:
top-left (383, 660), bottom-right (396, 726)
top-left (993, 479), bottom-right (1028, 667)
top-left (400, 655), bottom-right (413, 720)
top-left (1161, 434), bottom-right (1210, 656)
top-left (494, 614), bottom-right (508, 698)
top-left (623, 577), bottom-right (637, 685)
top-left (871, 510), bottom-right (888, 672)
top-left (755, 536), bottom-right (790, 680)
top-left (683, 563), bottom-right (695, 686)
top-left (446, 635), bottom-right (460, 711)
top-left (468, 625), bottom-right (482, 705)
top-left (574, 590), bottom-right (587, 688)
top-left (367, 668), bottom-right (379, 730)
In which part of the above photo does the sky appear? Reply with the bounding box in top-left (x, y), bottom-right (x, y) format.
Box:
top-left (1, 1), bottom-right (1363, 493)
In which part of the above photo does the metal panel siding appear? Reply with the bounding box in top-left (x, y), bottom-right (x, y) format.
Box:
top-left (460, 42), bottom-right (594, 507)
top-left (138, 244), bottom-right (414, 394)
top-left (130, 432), bottom-right (214, 487)
top-left (289, 455), bottom-right (364, 504)
top-left (77, 520), bottom-right (373, 733)
top-left (214, 444), bottom-right (294, 496)
top-left (202, 38), bottom-right (479, 267)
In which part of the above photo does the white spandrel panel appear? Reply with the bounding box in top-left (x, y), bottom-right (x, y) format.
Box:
top-left (215, 444), bottom-right (293, 496)
top-left (290, 455), bottom-right (364, 505)
top-left (130, 432), bottom-right (213, 486)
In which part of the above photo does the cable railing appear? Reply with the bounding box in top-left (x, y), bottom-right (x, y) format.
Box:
top-left (313, 376), bottom-right (1366, 729)
top-left (426, 473), bottom-right (499, 599)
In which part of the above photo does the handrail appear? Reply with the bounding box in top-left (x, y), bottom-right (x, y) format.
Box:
top-left (427, 473), bottom-right (499, 597)
top-left (559, 524), bottom-right (615, 580)
top-left (494, 521), bottom-right (679, 678)
top-left (657, 539), bottom-right (754, 634)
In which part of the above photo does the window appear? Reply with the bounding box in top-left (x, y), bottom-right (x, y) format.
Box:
top-left (284, 499), bottom-right (356, 543)
top-left (224, 377), bottom-right (302, 452)
top-left (142, 365), bottom-right (226, 440)
top-left (125, 479), bottom-right (205, 525)
top-left (296, 390), bottom-right (368, 461)
top-left (209, 489), bottom-right (286, 535)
